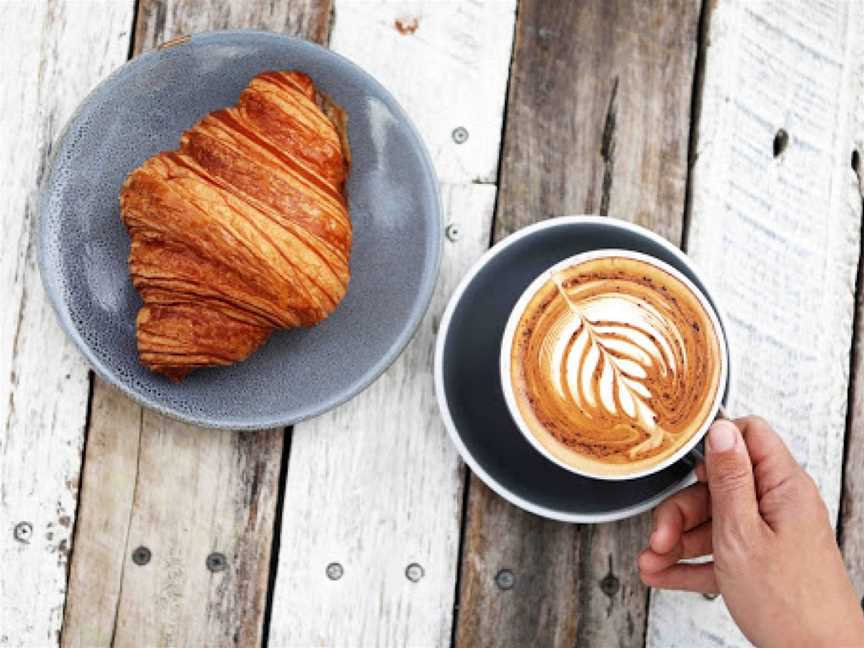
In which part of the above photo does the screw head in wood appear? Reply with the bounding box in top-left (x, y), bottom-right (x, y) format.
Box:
top-left (206, 552), bottom-right (227, 572)
top-left (495, 568), bottom-right (515, 590)
top-left (451, 127), bottom-right (469, 144)
top-left (405, 563), bottom-right (424, 582)
top-left (445, 223), bottom-right (461, 242)
top-left (132, 546), bottom-right (151, 565)
top-left (13, 521), bottom-right (33, 544)
top-left (702, 592), bottom-right (719, 600)
top-left (326, 562), bottom-right (344, 580)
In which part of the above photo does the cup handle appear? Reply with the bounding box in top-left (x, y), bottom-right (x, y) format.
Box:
top-left (681, 405), bottom-right (730, 470)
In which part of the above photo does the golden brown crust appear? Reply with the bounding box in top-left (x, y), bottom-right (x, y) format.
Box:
top-left (120, 71), bottom-right (351, 381)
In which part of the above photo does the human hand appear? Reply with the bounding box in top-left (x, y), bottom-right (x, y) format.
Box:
top-left (638, 417), bottom-right (864, 648)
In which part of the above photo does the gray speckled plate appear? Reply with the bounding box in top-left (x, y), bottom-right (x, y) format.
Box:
top-left (38, 31), bottom-right (442, 430)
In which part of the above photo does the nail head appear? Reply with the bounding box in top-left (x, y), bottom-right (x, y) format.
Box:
top-left (132, 546), bottom-right (151, 565)
top-left (326, 562), bottom-right (344, 580)
top-left (13, 522), bottom-right (33, 544)
top-left (445, 223), bottom-right (461, 242)
top-left (206, 552), bottom-right (227, 572)
top-left (495, 568), bottom-right (515, 590)
top-left (452, 127), bottom-right (469, 144)
top-left (405, 562), bottom-right (424, 582)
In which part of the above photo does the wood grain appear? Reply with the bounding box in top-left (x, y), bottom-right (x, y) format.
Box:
top-left (493, 0), bottom-right (700, 245)
top-left (112, 415), bottom-right (283, 647)
top-left (268, 182), bottom-right (498, 646)
top-left (61, 2), bottom-right (332, 646)
top-left (0, 2), bottom-right (135, 646)
top-left (647, 0), bottom-right (864, 645)
top-left (133, 0), bottom-right (332, 50)
top-left (61, 382), bottom-right (141, 647)
top-left (456, 1), bottom-right (701, 647)
top-left (266, 1), bottom-right (517, 644)
top-left (326, 0), bottom-right (516, 185)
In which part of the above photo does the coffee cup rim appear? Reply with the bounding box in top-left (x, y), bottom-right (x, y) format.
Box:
top-left (499, 247), bottom-right (730, 481)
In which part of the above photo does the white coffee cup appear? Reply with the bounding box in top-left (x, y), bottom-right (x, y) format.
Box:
top-left (499, 249), bottom-right (730, 481)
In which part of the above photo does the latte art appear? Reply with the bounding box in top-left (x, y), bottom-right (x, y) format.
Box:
top-left (510, 256), bottom-right (722, 475)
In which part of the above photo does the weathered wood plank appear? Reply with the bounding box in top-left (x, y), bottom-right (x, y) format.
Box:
top-left (324, 0), bottom-right (515, 185)
top-left (647, 0), bottom-right (864, 645)
top-left (493, 0), bottom-right (700, 246)
top-left (0, 2), bottom-right (135, 646)
top-left (266, 1), bottom-right (516, 644)
top-left (61, 382), bottom-right (140, 647)
top-left (66, 378), bottom-right (284, 647)
top-left (269, 183), bottom-right (497, 646)
top-left (132, 0), bottom-right (332, 50)
top-left (112, 415), bottom-right (283, 647)
top-left (61, 2), bottom-right (332, 646)
top-left (455, 1), bottom-right (701, 646)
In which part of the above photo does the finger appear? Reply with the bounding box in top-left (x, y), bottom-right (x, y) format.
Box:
top-left (735, 416), bottom-right (802, 498)
top-left (650, 482), bottom-right (711, 554)
top-left (638, 521), bottom-right (713, 574)
top-left (640, 562), bottom-right (718, 593)
top-left (695, 462), bottom-right (707, 482)
top-left (705, 420), bottom-right (763, 541)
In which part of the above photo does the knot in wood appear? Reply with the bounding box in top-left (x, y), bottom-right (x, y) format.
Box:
top-left (773, 129), bottom-right (788, 157)
top-left (13, 521), bottom-right (32, 544)
top-left (599, 573), bottom-right (620, 597)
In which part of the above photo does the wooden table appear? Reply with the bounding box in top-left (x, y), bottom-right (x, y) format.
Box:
top-left (3, 1), bottom-right (863, 646)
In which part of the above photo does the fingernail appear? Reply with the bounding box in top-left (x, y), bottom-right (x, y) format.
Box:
top-left (708, 420), bottom-right (738, 452)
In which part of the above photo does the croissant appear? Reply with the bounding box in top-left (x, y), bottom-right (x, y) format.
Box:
top-left (119, 71), bottom-right (351, 381)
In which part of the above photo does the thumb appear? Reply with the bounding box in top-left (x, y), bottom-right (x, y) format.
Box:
top-left (705, 419), bottom-right (761, 539)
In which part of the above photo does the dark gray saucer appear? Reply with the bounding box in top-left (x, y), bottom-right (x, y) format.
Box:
top-left (434, 216), bottom-right (731, 522)
top-left (38, 31), bottom-right (441, 429)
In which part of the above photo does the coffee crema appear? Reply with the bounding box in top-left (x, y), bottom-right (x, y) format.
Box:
top-left (509, 255), bottom-right (723, 477)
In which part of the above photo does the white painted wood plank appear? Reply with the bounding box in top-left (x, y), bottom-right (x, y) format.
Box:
top-left (0, 2), bottom-right (134, 646)
top-left (646, 1), bottom-right (864, 646)
top-left (269, 182), bottom-right (495, 647)
top-left (329, 0), bottom-right (516, 184)
top-left (268, 4), bottom-right (516, 643)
